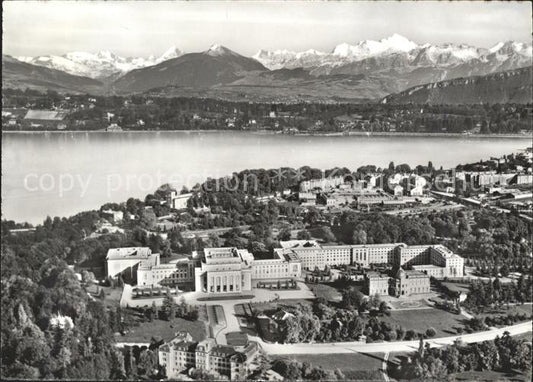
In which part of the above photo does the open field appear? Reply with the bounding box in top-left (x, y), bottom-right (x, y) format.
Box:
top-left (119, 317), bottom-right (206, 343)
top-left (380, 307), bottom-right (465, 337)
top-left (306, 283), bottom-right (342, 302)
top-left (449, 370), bottom-right (531, 382)
top-left (272, 352), bottom-right (385, 380)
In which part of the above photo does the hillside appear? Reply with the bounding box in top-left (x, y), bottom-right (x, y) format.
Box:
top-left (111, 45), bottom-right (267, 93)
top-left (2, 55), bottom-right (103, 94)
top-left (381, 67), bottom-right (532, 105)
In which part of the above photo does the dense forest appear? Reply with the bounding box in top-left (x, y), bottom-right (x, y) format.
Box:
top-left (392, 335), bottom-right (531, 380)
top-left (3, 88), bottom-right (532, 134)
top-left (0, 212), bottom-right (166, 379)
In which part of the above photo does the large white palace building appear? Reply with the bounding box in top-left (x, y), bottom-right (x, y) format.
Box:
top-left (106, 241), bottom-right (463, 294)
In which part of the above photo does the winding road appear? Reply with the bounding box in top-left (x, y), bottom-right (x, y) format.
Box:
top-left (247, 321), bottom-right (532, 355)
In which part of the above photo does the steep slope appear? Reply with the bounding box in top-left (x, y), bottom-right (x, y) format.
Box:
top-left (382, 67), bottom-right (532, 105)
top-left (111, 45), bottom-right (266, 93)
top-left (2, 55), bottom-right (103, 94)
top-left (17, 47), bottom-right (183, 80)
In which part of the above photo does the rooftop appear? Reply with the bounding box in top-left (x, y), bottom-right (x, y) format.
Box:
top-left (366, 271), bottom-right (388, 279)
top-left (106, 247), bottom-right (152, 260)
top-left (279, 240), bottom-right (320, 249)
top-left (24, 110), bottom-right (67, 121)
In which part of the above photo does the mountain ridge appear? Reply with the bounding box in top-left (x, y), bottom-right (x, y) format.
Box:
top-left (381, 66), bottom-right (532, 105)
top-left (17, 46), bottom-right (183, 81)
top-left (111, 45), bottom-right (267, 93)
top-left (2, 55), bottom-right (103, 94)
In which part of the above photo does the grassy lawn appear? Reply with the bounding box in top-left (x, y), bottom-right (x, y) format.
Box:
top-left (306, 283), bottom-right (342, 302)
top-left (449, 370), bottom-right (530, 382)
top-left (119, 317), bottom-right (206, 343)
top-left (251, 299), bottom-right (313, 314)
top-left (380, 307), bottom-right (465, 337)
top-left (511, 332), bottom-right (533, 342)
top-left (475, 304), bottom-right (532, 320)
top-left (226, 331), bottom-right (248, 346)
top-left (86, 284), bottom-right (123, 308)
top-left (272, 353), bottom-right (385, 380)
top-left (441, 281), bottom-right (470, 294)
top-left (388, 299), bottom-right (433, 310)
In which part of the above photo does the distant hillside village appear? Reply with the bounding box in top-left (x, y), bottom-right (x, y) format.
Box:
top-left (2, 88), bottom-right (532, 134)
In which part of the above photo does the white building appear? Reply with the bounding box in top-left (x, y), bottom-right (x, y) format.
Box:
top-left (194, 248), bottom-right (253, 294)
top-left (299, 176), bottom-right (344, 192)
top-left (137, 257), bottom-right (196, 287)
top-left (105, 247), bottom-right (157, 280)
top-left (278, 241), bottom-right (463, 279)
top-left (168, 191), bottom-right (193, 210)
top-left (159, 332), bottom-right (258, 380)
top-left (101, 209), bottom-right (124, 223)
top-left (193, 247), bottom-right (302, 294)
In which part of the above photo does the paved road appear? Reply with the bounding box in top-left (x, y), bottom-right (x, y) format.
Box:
top-left (381, 352), bottom-right (390, 382)
top-left (249, 321), bottom-right (532, 355)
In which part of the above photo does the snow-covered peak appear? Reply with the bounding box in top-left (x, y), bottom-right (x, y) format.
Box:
top-left (489, 42), bottom-right (505, 54)
top-left (17, 46), bottom-right (184, 79)
top-left (156, 46), bottom-right (182, 63)
top-left (380, 34), bottom-right (418, 52)
top-left (206, 44), bottom-right (235, 56)
top-left (332, 34), bottom-right (418, 60)
top-left (97, 50), bottom-right (117, 60)
top-left (495, 41), bottom-right (532, 56)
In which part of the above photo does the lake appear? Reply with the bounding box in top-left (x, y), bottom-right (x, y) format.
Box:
top-left (1, 131), bottom-right (530, 224)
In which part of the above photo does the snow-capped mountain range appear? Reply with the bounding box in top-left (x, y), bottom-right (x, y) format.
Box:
top-left (8, 35), bottom-right (531, 102)
top-left (252, 34), bottom-right (532, 73)
top-left (16, 34), bottom-right (532, 82)
top-left (17, 46), bottom-right (183, 80)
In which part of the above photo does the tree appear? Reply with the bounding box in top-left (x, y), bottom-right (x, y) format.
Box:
top-left (379, 301), bottom-right (390, 316)
top-left (161, 293), bottom-right (176, 321)
top-left (425, 327), bottom-right (436, 338)
top-left (278, 228), bottom-right (292, 241)
top-left (109, 348), bottom-right (126, 379)
top-left (297, 230), bottom-right (311, 240)
top-left (137, 349), bottom-right (157, 378)
top-left (370, 293), bottom-right (381, 310)
top-left (319, 226), bottom-right (336, 243)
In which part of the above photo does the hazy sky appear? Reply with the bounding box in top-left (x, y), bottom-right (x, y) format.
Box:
top-left (3, 1), bottom-right (532, 58)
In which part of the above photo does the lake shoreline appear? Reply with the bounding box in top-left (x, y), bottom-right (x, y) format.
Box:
top-left (2, 129), bottom-right (532, 139)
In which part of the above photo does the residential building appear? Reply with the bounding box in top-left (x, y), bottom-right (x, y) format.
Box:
top-left (393, 185), bottom-right (404, 196)
top-left (23, 109), bottom-right (68, 129)
top-left (299, 176), bottom-right (344, 192)
top-left (101, 209), bottom-right (123, 223)
top-left (159, 332), bottom-right (258, 380)
top-left (106, 123), bottom-right (122, 132)
top-left (168, 191), bottom-right (193, 210)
